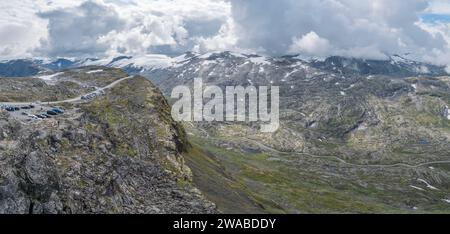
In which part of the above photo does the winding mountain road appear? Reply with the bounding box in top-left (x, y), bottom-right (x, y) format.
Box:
top-left (240, 137), bottom-right (450, 169)
top-left (49, 75), bottom-right (135, 104)
top-left (0, 75), bottom-right (135, 106)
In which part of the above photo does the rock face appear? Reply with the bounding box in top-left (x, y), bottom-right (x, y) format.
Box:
top-left (0, 70), bottom-right (216, 214)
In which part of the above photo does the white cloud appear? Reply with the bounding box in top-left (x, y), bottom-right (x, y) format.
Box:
top-left (425, 0), bottom-right (450, 14)
top-left (446, 65), bottom-right (450, 73)
top-left (336, 46), bottom-right (389, 60)
top-left (229, 0), bottom-right (450, 63)
top-left (0, 0), bottom-right (232, 59)
top-left (194, 18), bottom-right (240, 53)
top-left (0, 21), bottom-right (45, 59)
top-left (1, 0), bottom-right (450, 66)
top-left (0, 1), bottom-right (45, 59)
top-left (99, 0), bottom-right (232, 56)
top-left (288, 32), bottom-right (388, 60)
top-left (97, 14), bottom-right (188, 56)
top-left (289, 31), bottom-right (331, 56)
top-left (0, 0), bottom-right (89, 59)
top-left (37, 1), bottom-right (126, 57)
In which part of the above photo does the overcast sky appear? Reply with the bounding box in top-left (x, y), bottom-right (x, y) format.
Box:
top-left (2, 0), bottom-right (450, 65)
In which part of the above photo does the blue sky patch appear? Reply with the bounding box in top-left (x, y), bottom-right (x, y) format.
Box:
top-left (421, 13), bottom-right (450, 23)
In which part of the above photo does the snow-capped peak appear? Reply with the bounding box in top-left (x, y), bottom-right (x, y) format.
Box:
top-left (389, 54), bottom-right (415, 65)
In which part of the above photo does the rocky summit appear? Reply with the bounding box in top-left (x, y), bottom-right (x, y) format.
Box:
top-left (0, 67), bottom-right (215, 214)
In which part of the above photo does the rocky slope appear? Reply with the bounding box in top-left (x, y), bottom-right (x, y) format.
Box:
top-left (0, 68), bottom-right (216, 214)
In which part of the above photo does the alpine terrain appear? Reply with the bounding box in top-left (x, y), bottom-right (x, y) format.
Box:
top-left (1, 51), bottom-right (450, 213)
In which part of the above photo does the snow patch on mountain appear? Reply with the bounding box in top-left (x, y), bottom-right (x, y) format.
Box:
top-left (390, 54), bottom-right (414, 65)
top-left (445, 105), bottom-right (450, 120)
top-left (248, 56), bottom-right (270, 65)
top-left (86, 69), bottom-right (103, 74)
top-left (108, 55), bottom-right (175, 70)
top-left (36, 72), bottom-right (64, 84)
top-left (418, 179), bottom-right (439, 190)
top-left (80, 58), bottom-right (109, 66)
top-left (410, 185), bottom-right (425, 191)
top-left (284, 69), bottom-right (299, 78)
top-left (198, 52), bottom-right (216, 59)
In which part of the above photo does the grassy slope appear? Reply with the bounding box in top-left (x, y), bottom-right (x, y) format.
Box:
top-left (184, 136), bottom-right (423, 214)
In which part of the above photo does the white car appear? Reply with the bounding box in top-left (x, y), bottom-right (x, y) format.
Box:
top-left (29, 115), bottom-right (40, 120)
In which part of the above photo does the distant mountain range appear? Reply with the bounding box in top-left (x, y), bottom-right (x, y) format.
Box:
top-left (1, 52), bottom-right (448, 78)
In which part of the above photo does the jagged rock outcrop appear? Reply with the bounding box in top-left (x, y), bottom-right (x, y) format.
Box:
top-left (0, 72), bottom-right (216, 214)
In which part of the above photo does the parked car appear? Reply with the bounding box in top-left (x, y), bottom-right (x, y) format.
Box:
top-left (47, 110), bottom-right (58, 115)
top-left (52, 108), bottom-right (65, 114)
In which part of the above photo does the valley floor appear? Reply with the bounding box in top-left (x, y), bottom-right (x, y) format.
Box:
top-left (184, 131), bottom-right (450, 214)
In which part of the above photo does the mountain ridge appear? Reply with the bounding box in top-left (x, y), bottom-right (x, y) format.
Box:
top-left (1, 51), bottom-right (448, 78)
